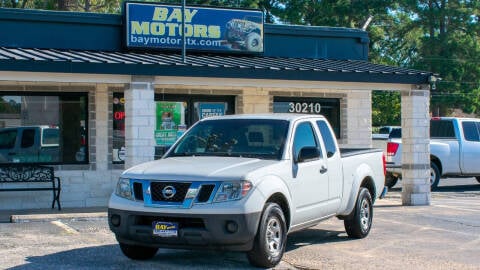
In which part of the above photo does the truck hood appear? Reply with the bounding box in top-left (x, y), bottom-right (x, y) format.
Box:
top-left (122, 156), bottom-right (279, 181)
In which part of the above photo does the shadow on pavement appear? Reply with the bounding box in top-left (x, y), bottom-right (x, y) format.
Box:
top-left (286, 228), bottom-right (350, 252)
top-left (7, 245), bottom-right (256, 270)
top-left (389, 184), bottom-right (480, 193)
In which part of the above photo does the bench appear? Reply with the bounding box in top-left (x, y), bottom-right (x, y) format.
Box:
top-left (0, 164), bottom-right (61, 210)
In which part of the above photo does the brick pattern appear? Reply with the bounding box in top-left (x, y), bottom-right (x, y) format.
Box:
top-left (125, 77), bottom-right (156, 168)
top-left (0, 82), bottom-right (379, 209)
top-left (401, 89), bottom-right (431, 206)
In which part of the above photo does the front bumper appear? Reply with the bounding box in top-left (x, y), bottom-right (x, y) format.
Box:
top-left (108, 208), bottom-right (261, 251)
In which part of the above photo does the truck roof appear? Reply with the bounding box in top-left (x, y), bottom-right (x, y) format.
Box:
top-left (201, 113), bottom-right (326, 122)
top-left (431, 117), bottom-right (480, 121)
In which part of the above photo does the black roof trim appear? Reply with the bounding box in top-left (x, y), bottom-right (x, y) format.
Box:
top-left (0, 47), bottom-right (433, 84)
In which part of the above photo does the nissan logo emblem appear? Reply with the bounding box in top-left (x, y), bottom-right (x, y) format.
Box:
top-left (162, 185), bottom-right (176, 199)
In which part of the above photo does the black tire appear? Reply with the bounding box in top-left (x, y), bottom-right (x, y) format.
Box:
top-left (245, 32), bottom-right (262, 52)
top-left (247, 202), bottom-right (287, 268)
top-left (385, 174), bottom-right (398, 189)
top-left (119, 243), bottom-right (158, 260)
top-left (344, 187), bottom-right (373, 239)
top-left (430, 162), bottom-right (441, 190)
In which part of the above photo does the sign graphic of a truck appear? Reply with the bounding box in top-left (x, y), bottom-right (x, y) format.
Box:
top-left (225, 16), bottom-right (263, 52)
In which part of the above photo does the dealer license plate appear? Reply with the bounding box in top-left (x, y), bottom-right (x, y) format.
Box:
top-left (152, 221), bottom-right (178, 237)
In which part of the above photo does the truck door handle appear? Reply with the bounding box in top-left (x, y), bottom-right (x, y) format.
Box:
top-left (320, 166), bottom-right (327, 174)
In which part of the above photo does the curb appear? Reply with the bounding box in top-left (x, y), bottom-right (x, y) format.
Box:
top-left (10, 212), bottom-right (107, 223)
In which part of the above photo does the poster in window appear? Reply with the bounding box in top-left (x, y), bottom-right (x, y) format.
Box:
top-left (155, 101), bottom-right (185, 146)
top-left (197, 102), bottom-right (226, 120)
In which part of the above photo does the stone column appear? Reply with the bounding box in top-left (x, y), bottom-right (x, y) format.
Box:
top-left (124, 76), bottom-right (156, 168)
top-left (95, 84), bottom-right (109, 170)
top-left (345, 90), bottom-right (372, 147)
top-left (401, 86), bottom-right (431, 205)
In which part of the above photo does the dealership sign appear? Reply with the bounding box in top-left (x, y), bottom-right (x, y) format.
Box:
top-left (124, 2), bottom-right (264, 53)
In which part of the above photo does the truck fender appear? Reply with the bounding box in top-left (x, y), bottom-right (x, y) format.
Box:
top-left (254, 175), bottom-right (293, 229)
top-left (338, 164), bottom-right (377, 217)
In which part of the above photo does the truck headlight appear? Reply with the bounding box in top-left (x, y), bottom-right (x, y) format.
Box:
top-left (115, 177), bottom-right (133, 200)
top-left (213, 181), bottom-right (252, 203)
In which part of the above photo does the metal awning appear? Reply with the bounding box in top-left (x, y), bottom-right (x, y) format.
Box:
top-left (0, 47), bottom-right (433, 84)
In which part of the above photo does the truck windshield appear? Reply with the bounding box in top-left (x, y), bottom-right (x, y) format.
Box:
top-left (168, 119), bottom-right (289, 160)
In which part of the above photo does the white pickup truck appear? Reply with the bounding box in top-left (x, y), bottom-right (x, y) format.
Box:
top-left (386, 117), bottom-right (480, 189)
top-left (108, 114), bottom-right (386, 267)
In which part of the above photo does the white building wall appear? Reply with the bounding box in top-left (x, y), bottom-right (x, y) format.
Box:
top-left (344, 91), bottom-right (372, 147)
top-left (0, 74), bottom-right (419, 210)
top-left (401, 87), bottom-right (431, 206)
top-left (125, 76), bottom-right (156, 168)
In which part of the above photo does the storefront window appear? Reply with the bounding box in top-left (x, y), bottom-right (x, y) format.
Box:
top-left (112, 94), bottom-right (235, 162)
top-left (154, 95), bottom-right (235, 158)
top-left (112, 93), bottom-right (126, 164)
top-left (273, 97), bottom-right (341, 138)
top-left (0, 93), bottom-right (88, 164)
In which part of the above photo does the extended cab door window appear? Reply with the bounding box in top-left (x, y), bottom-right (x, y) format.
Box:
top-left (316, 120), bottom-right (337, 158)
top-left (293, 122), bottom-right (321, 161)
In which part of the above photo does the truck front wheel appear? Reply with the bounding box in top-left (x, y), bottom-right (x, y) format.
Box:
top-left (119, 242), bottom-right (158, 260)
top-left (344, 187), bottom-right (373, 239)
top-left (247, 202), bottom-right (287, 268)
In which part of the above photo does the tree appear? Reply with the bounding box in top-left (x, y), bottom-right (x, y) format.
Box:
top-left (387, 0), bottom-right (480, 116)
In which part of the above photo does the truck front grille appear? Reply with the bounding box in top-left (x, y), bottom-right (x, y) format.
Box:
top-left (197, 184), bottom-right (215, 203)
top-left (151, 182), bottom-right (191, 202)
top-left (133, 182), bottom-right (144, 201)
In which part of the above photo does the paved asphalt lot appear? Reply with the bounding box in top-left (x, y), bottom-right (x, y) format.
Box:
top-left (1, 178), bottom-right (480, 270)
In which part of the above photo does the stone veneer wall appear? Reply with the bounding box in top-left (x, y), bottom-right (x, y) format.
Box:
top-left (0, 81), bottom-right (372, 209)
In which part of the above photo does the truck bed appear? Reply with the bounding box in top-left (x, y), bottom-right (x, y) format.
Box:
top-left (340, 148), bottom-right (383, 158)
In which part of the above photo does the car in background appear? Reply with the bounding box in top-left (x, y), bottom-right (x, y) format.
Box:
top-left (0, 125), bottom-right (60, 163)
top-left (386, 117), bottom-right (480, 189)
top-left (372, 126), bottom-right (400, 140)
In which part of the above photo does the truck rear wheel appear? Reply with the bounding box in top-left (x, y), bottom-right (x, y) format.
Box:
top-left (385, 173), bottom-right (398, 189)
top-left (430, 162), bottom-right (440, 190)
top-left (247, 202), bottom-right (287, 268)
top-left (344, 187), bottom-right (373, 239)
top-left (119, 242), bottom-right (158, 260)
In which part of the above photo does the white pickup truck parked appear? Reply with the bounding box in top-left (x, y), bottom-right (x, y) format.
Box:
top-left (386, 117), bottom-right (480, 189)
top-left (108, 114), bottom-right (386, 267)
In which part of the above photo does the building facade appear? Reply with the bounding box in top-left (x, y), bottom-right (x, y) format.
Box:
top-left (0, 6), bottom-right (433, 209)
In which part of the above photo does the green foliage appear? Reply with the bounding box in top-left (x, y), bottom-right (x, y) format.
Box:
top-left (372, 90), bottom-right (401, 126)
top-left (2, 0), bottom-right (479, 119)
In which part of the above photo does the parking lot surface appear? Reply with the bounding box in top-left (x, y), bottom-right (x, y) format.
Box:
top-left (1, 178), bottom-right (479, 270)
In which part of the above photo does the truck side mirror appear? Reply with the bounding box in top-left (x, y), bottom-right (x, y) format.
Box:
top-left (296, 147), bottom-right (320, 163)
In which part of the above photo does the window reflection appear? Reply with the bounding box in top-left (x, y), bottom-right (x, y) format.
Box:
top-left (0, 93), bottom-right (87, 164)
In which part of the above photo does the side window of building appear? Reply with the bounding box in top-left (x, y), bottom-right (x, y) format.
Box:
top-left (0, 93), bottom-right (88, 164)
top-left (462, 121), bottom-right (480, 142)
top-left (113, 93), bottom-right (235, 162)
top-left (292, 122), bottom-right (319, 161)
top-left (112, 93), bottom-right (126, 164)
top-left (316, 120), bottom-right (337, 158)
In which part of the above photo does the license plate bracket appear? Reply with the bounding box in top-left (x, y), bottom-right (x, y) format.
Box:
top-left (152, 221), bottom-right (178, 237)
